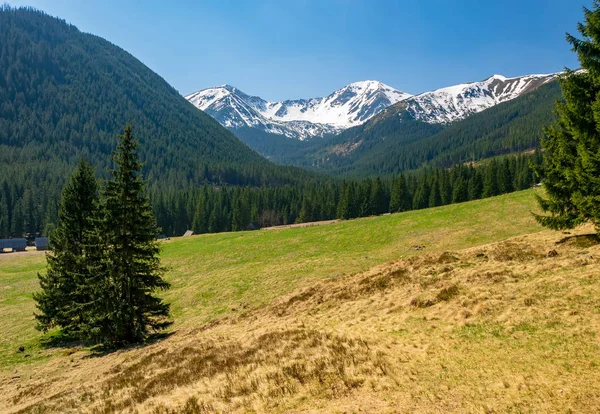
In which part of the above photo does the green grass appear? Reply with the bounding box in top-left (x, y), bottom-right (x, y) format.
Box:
top-left (0, 189), bottom-right (542, 372)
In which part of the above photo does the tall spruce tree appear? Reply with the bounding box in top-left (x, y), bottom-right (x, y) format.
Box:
top-left (370, 178), bottom-right (388, 215)
top-left (34, 159), bottom-right (102, 336)
top-left (452, 178), bottom-right (469, 203)
top-left (101, 126), bottom-right (171, 344)
top-left (536, 2), bottom-right (600, 231)
top-left (389, 175), bottom-right (406, 213)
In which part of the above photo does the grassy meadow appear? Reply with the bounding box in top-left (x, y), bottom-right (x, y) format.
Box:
top-left (3, 189), bottom-right (600, 412)
top-left (1, 189), bottom-right (541, 371)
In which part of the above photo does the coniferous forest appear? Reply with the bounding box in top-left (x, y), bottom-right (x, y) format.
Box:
top-left (0, 6), bottom-right (313, 232)
top-left (152, 152), bottom-right (542, 236)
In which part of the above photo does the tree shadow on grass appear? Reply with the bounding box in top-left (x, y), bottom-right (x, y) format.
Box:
top-left (85, 331), bottom-right (175, 359)
top-left (39, 330), bottom-right (175, 358)
top-left (39, 330), bottom-right (88, 350)
top-left (555, 233), bottom-right (600, 248)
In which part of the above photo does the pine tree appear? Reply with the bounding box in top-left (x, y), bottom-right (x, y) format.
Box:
top-left (192, 190), bottom-right (208, 234)
top-left (440, 173), bottom-right (453, 205)
top-left (33, 159), bottom-right (102, 336)
top-left (482, 160), bottom-right (500, 198)
top-left (0, 195), bottom-right (9, 237)
top-left (389, 176), bottom-right (402, 213)
top-left (413, 180), bottom-right (430, 210)
top-left (100, 126), bottom-right (171, 344)
top-left (338, 183), bottom-right (356, 220)
top-left (468, 170), bottom-right (484, 200)
top-left (452, 177), bottom-right (469, 203)
top-left (11, 201), bottom-right (24, 237)
top-left (498, 159), bottom-right (513, 194)
top-left (370, 178), bottom-right (388, 215)
top-left (232, 196), bottom-right (251, 230)
top-left (536, 2), bottom-right (600, 231)
top-left (428, 176), bottom-right (442, 208)
top-left (390, 174), bottom-right (412, 213)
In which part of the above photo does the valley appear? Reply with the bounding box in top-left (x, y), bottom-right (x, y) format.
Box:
top-left (0, 2), bottom-right (598, 413)
top-left (2, 190), bottom-right (600, 412)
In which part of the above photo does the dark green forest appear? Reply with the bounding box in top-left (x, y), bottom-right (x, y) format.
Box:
top-left (152, 152), bottom-right (542, 237)
top-left (0, 6), bottom-right (317, 237)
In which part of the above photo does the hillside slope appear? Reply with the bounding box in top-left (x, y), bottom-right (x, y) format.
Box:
top-left (0, 7), bottom-right (304, 189)
top-left (3, 190), bottom-right (600, 412)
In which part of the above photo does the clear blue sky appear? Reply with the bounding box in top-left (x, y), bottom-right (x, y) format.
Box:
top-left (6, 0), bottom-right (591, 100)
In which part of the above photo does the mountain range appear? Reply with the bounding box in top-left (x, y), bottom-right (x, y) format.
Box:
top-left (186, 81), bottom-right (412, 140)
top-left (186, 72), bottom-right (561, 173)
top-left (186, 73), bottom-right (558, 146)
top-left (290, 78), bottom-right (562, 177)
top-left (399, 73), bottom-right (558, 123)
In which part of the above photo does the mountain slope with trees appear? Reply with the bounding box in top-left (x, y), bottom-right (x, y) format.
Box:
top-left (278, 79), bottom-right (561, 177)
top-left (0, 6), bottom-right (315, 237)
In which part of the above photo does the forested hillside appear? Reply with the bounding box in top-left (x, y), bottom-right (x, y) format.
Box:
top-left (274, 80), bottom-right (561, 176)
top-left (0, 7), bottom-right (314, 237)
top-left (154, 152), bottom-right (542, 236)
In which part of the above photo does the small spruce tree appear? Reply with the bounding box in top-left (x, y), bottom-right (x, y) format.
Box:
top-left (370, 178), bottom-right (388, 215)
top-left (34, 159), bottom-right (102, 337)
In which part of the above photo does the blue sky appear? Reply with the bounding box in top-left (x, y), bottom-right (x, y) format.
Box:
top-left (6, 0), bottom-right (591, 100)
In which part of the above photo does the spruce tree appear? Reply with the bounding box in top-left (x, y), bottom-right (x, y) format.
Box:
top-left (338, 183), bottom-right (356, 220)
top-left (232, 196), bottom-right (250, 230)
top-left (297, 197), bottom-right (312, 223)
top-left (34, 159), bottom-right (102, 336)
top-left (428, 177), bottom-right (442, 208)
top-left (358, 182), bottom-right (372, 217)
top-left (440, 173), bottom-right (453, 205)
top-left (389, 176), bottom-right (403, 213)
top-left (413, 180), bottom-right (430, 210)
top-left (192, 191), bottom-right (208, 234)
top-left (468, 170), bottom-right (484, 200)
top-left (0, 195), bottom-right (8, 237)
top-left (452, 178), bottom-right (469, 204)
top-left (399, 174), bottom-right (413, 212)
top-left (536, 2), bottom-right (600, 231)
top-left (482, 160), bottom-right (500, 198)
top-left (100, 126), bottom-right (171, 344)
top-left (370, 178), bottom-right (388, 215)
top-left (498, 159), bottom-right (513, 194)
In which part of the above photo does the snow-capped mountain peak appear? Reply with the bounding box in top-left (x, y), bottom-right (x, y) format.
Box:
top-left (400, 73), bottom-right (559, 124)
top-left (185, 72), bottom-right (560, 141)
top-left (185, 81), bottom-right (412, 140)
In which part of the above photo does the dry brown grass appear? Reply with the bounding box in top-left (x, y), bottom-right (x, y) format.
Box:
top-left (4, 225), bottom-right (600, 413)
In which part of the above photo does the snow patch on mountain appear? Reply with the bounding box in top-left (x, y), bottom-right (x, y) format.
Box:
top-left (401, 73), bottom-right (559, 124)
top-left (185, 81), bottom-right (412, 140)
